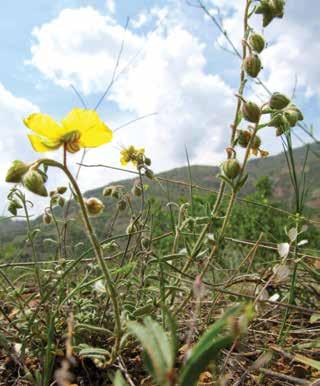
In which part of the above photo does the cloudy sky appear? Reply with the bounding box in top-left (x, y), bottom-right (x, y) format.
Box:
top-left (1, 0), bottom-right (320, 214)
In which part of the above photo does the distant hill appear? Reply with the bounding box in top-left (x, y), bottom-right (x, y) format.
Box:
top-left (1, 142), bottom-right (319, 250)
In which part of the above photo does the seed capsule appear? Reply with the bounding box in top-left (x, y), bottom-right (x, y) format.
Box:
top-left (269, 92), bottom-right (290, 110)
top-left (23, 169), bottom-right (48, 197)
top-left (6, 160), bottom-right (29, 183)
top-left (244, 54), bottom-right (262, 78)
top-left (249, 33), bottom-right (265, 53)
top-left (242, 101), bottom-right (261, 123)
top-left (85, 197), bottom-right (104, 216)
top-left (221, 159), bottom-right (241, 180)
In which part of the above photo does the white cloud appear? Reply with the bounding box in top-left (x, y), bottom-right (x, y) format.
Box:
top-left (106, 0), bottom-right (116, 14)
top-left (28, 7), bottom-right (142, 95)
top-left (28, 6), bottom-right (236, 173)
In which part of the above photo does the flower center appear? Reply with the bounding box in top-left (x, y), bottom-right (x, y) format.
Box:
top-left (61, 130), bottom-right (81, 153)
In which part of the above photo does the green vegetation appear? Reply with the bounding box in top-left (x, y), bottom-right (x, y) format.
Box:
top-left (1, 1), bottom-right (320, 385)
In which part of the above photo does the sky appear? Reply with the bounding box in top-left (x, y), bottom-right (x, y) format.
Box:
top-left (1, 0), bottom-right (320, 215)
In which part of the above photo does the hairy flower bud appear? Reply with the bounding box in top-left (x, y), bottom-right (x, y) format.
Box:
top-left (117, 199), bottom-right (127, 211)
top-left (144, 157), bottom-right (152, 166)
top-left (141, 237), bottom-right (150, 249)
top-left (269, 92), bottom-right (290, 110)
top-left (43, 212), bottom-right (52, 225)
top-left (58, 196), bottom-right (65, 207)
top-left (103, 186), bottom-right (113, 197)
top-left (221, 159), bottom-right (241, 180)
top-left (145, 169), bottom-right (154, 179)
top-left (237, 130), bottom-right (251, 148)
top-left (85, 197), bottom-right (104, 216)
top-left (6, 160), bottom-right (29, 183)
top-left (131, 182), bottom-right (142, 197)
top-left (23, 169), bottom-right (48, 197)
top-left (8, 199), bottom-right (22, 216)
top-left (242, 101), bottom-right (261, 123)
top-left (57, 186), bottom-right (67, 195)
top-left (252, 135), bottom-right (262, 150)
top-left (249, 33), bottom-right (265, 53)
top-left (271, 0), bottom-right (285, 17)
top-left (244, 54), bottom-right (262, 78)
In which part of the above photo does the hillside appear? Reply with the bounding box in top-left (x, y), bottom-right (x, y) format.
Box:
top-left (1, 142), bottom-right (319, 247)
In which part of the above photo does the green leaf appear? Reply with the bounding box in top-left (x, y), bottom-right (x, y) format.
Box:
top-left (113, 371), bottom-right (129, 386)
top-left (294, 354), bottom-right (320, 371)
top-left (179, 305), bottom-right (242, 386)
top-left (128, 316), bottom-right (175, 386)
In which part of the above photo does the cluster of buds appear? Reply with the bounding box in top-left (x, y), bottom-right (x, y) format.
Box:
top-left (85, 197), bottom-right (105, 216)
top-left (49, 186), bottom-right (67, 208)
top-left (6, 160), bottom-right (48, 197)
top-left (266, 93), bottom-right (304, 136)
top-left (237, 130), bottom-right (269, 158)
top-left (255, 0), bottom-right (286, 27)
top-left (244, 33), bottom-right (265, 79)
top-left (120, 145), bottom-right (154, 180)
top-left (103, 185), bottom-right (127, 212)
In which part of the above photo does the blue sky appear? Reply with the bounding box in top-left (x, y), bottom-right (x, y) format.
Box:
top-left (1, 0), bottom-right (320, 214)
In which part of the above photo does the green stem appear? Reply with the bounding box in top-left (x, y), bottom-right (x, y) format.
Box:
top-left (36, 158), bottom-right (122, 362)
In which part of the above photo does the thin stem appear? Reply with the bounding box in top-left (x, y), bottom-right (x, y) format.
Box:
top-left (35, 158), bottom-right (122, 362)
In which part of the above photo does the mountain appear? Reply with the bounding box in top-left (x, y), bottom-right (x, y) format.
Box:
top-left (1, 142), bottom-right (319, 249)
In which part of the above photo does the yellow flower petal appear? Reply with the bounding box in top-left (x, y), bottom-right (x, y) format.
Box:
top-left (62, 108), bottom-right (112, 148)
top-left (62, 108), bottom-right (100, 133)
top-left (28, 135), bottom-right (61, 153)
top-left (24, 113), bottom-right (64, 139)
top-left (80, 123), bottom-right (113, 148)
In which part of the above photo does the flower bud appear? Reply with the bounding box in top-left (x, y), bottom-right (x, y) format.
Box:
top-left (271, 0), bottom-right (285, 17)
top-left (85, 197), bottom-right (104, 216)
top-left (6, 160), bottom-right (29, 183)
top-left (8, 200), bottom-right (22, 216)
top-left (141, 238), bottom-right (150, 249)
top-left (244, 54), bottom-right (262, 78)
top-left (57, 186), bottom-right (67, 195)
top-left (242, 101), bottom-right (261, 123)
top-left (103, 186), bottom-right (113, 197)
top-left (249, 33), bottom-right (265, 53)
top-left (269, 92), bottom-right (290, 110)
top-left (251, 135), bottom-right (261, 150)
top-left (58, 196), bottom-right (65, 207)
top-left (23, 169), bottom-right (48, 197)
top-left (43, 212), bottom-right (52, 225)
top-left (126, 222), bottom-right (136, 235)
top-left (237, 130), bottom-right (251, 148)
top-left (145, 169), bottom-right (154, 179)
top-left (144, 157), bottom-right (152, 166)
top-left (117, 199), bottom-right (127, 211)
top-left (131, 183), bottom-right (142, 197)
top-left (285, 105), bottom-right (304, 124)
top-left (221, 159), bottom-right (241, 180)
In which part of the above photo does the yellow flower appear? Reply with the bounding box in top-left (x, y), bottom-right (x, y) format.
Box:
top-left (24, 108), bottom-right (113, 153)
top-left (120, 146), bottom-right (145, 166)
